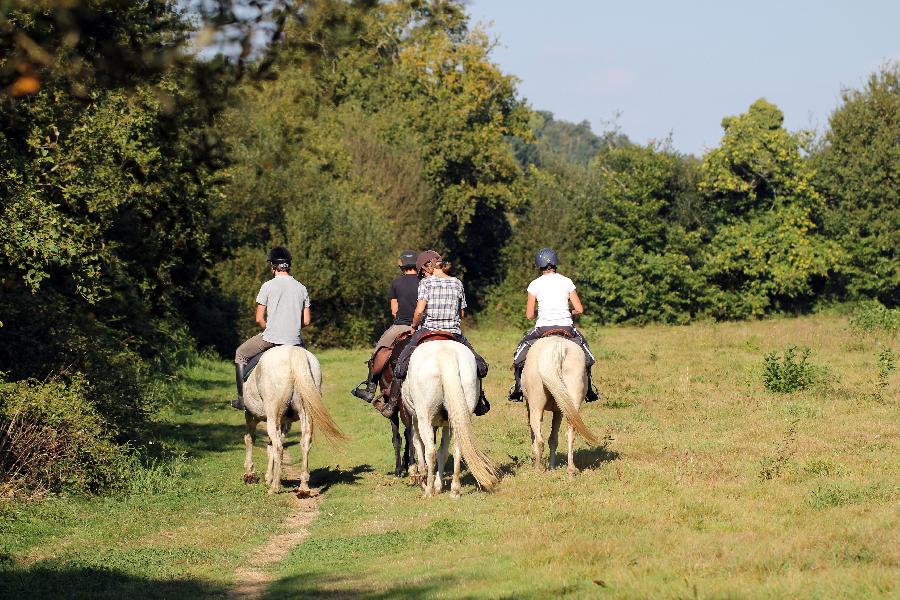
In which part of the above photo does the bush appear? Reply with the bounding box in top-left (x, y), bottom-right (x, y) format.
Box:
top-left (763, 346), bottom-right (816, 393)
top-left (849, 301), bottom-right (900, 337)
top-left (873, 347), bottom-right (897, 402)
top-left (0, 376), bottom-right (129, 499)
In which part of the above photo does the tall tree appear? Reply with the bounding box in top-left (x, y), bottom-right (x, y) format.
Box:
top-left (812, 63), bottom-right (900, 306)
top-left (699, 99), bottom-right (841, 318)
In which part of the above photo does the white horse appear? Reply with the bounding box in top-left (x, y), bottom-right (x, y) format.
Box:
top-left (522, 336), bottom-right (598, 475)
top-left (242, 345), bottom-right (346, 494)
top-left (402, 341), bottom-right (499, 498)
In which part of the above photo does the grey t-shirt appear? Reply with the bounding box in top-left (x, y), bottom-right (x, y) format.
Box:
top-left (256, 275), bottom-right (310, 345)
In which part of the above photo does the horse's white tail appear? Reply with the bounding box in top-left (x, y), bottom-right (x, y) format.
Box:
top-left (537, 338), bottom-right (598, 445)
top-left (290, 349), bottom-right (347, 444)
top-left (438, 347), bottom-right (499, 491)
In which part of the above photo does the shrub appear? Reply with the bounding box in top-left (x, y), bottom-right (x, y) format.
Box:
top-left (873, 347), bottom-right (897, 402)
top-left (763, 346), bottom-right (815, 393)
top-left (849, 301), bottom-right (900, 337)
top-left (0, 376), bottom-right (129, 499)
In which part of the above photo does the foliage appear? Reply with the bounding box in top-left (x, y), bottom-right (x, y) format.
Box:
top-left (848, 300), bottom-right (900, 338)
top-left (699, 99), bottom-right (841, 318)
top-left (873, 346), bottom-right (897, 402)
top-left (811, 63), bottom-right (900, 306)
top-left (573, 142), bottom-right (707, 324)
top-left (0, 376), bottom-right (129, 498)
top-left (763, 346), bottom-right (816, 393)
top-left (511, 110), bottom-right (627, 168)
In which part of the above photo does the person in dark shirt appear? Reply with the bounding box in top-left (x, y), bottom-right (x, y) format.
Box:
top-left (351, 250), bottom-right (420, 402)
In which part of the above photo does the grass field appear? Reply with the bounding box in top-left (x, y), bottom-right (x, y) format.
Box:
top-left (1, 313), bottom-right (897, 599)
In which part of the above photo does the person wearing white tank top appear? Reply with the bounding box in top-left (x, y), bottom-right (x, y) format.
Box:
top-left (508, 248), bottom-right (599, 402)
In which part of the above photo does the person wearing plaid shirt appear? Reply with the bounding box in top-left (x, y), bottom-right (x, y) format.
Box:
top-left (386, 250), bottom-right (490, 417)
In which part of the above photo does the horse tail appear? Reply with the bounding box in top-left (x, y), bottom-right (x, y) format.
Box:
top-left (290, 348), bottom-right (347, 444)
top-left (537, 338), bottom-right (598, 445)
top-left (438, 346), bottom-right (499, 491)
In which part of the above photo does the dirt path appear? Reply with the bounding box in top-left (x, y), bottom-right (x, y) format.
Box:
top-left (226, 455), bottom-right (325, 600)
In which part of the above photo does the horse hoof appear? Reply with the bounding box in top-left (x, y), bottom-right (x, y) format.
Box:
top-left (450, 490), bottom-right (461, 499)
top-left (295, 487), bottom-right (312, 499)
top-left (243, 472), bottom-right (259, 484)
top-left (567, 469), bottom-right (578, 479)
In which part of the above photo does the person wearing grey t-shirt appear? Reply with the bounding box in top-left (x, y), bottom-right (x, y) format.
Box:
top-left (232, 246), bottom-right (311, 410)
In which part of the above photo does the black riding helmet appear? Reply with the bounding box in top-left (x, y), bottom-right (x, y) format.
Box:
top-left (535, 247), bottom-right (558, 269)
top-left (267, 246), bottom-right (292, 269)
top-left (399, 250), bottom-right (418, 269)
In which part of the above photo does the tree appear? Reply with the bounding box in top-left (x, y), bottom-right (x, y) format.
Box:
top-left (699, 99), bottom-right (841, 318)
top-left (573, 143), bottom-right (706, 324)
top-left (812, 63), bottom-right (900, 305)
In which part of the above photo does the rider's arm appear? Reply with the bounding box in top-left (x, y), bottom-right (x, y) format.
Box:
top-left (255, 304), bottom-right (266, 329)
top-left (390, 298), bottom-right (399, 319)
top-left (569, 289), bottom-right (584, 317)
top-left (302, 306), bottom-right (311, 326)
top-left (412, 299), bottom-right (427, 328)
top-left (525, 293), bottom-right (537, 320)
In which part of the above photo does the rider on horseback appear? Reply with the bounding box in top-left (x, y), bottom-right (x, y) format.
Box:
top-left (232, 246), bottom-right (311, 411)
top-left (387, 250), bottom-right (491, 417)
top-left (350, 250), bottom-right (419, 403)
top-left (508, 247), bottom-right (599, 402)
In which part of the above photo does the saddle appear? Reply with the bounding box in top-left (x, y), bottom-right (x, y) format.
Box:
top-left (538, 327), bottom-right (574, 339)
top-left (418, 330), bottom-right (457, 343)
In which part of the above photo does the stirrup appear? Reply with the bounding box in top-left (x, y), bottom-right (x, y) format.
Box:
top-left (351, 381), bottom-right (375, 403)
top-left (507, 387), bottom-right (523, 402)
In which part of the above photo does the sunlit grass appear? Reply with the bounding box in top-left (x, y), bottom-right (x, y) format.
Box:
top-left (1, 313), bottom-right (897, 598)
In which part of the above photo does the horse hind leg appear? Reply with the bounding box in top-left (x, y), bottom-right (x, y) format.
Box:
top-left (434, 426), bottom-right (451, 495)
top-left (243, 414), bottom-right (260, 484)
top-left (266, 417), bottom-right (284, 494)
top-left (417, 414), bottom-right (437, 498)
top-left (391, 413), bottom-right (403, 477)
top-left (528, 403), bottom-right (546, 470)
top-left (298, 412), bottom-right (312, 493)
top-left (449, 437), bottom-right (462, 499)
top-left (548, 411), bottom-right (563, 470)
top-left (567, 423), bottom-right (578, 478)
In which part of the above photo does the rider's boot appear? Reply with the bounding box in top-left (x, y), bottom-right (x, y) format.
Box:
top-left (474, 385), bottom-right (491, 416)
top-left (231, 363), bottom-right (246, 410)
top-left (585, 368), bottom-right (600, 402)
top-left (507, 364), bottom-right (524, 402)
top-left (351, 358), bottom-right (378, 403)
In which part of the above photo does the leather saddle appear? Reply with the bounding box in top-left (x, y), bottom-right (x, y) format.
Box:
top-left (538, 327), bottom-right (574, 339)
top-left (419, 330), bottom-right (457, 343)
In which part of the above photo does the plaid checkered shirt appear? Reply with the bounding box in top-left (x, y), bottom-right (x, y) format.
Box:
top-left (417, 275), bottom-right (467, 334)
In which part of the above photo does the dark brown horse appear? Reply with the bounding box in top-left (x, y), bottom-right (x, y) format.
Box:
top-left (371, 332), bottom-right (415, 477)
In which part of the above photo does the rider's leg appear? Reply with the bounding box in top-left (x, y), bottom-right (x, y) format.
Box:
top-left (233, 334), bottom-right (275, 410)
top-left (572, 328), bottom-right (599, 402)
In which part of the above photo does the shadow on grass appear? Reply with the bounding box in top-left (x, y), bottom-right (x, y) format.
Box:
top-left (265, 572), bottom-right (587, 599)
top-left (148, 419), bottom-right (246, 454)
top-left (493, 445), bottom-right (619, 479)
top-left (264, 573), bottom-right (456, 600)
top-left (0, 564), bottom-right (225, 600)
top-left (574, 445), bottom-right (619, 470)
top-left (291, 464), bottom-right (374, 493)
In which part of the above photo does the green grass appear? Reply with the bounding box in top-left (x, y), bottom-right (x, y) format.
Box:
top-left (2, 314), bottom-right (898, 598)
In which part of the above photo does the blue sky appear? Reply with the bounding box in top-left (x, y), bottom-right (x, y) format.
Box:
top-left (466, 0), bottom-right (900, 156)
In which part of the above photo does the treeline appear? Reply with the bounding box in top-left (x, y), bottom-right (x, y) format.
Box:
top-left (0, 0), bottom-right (897, 497)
